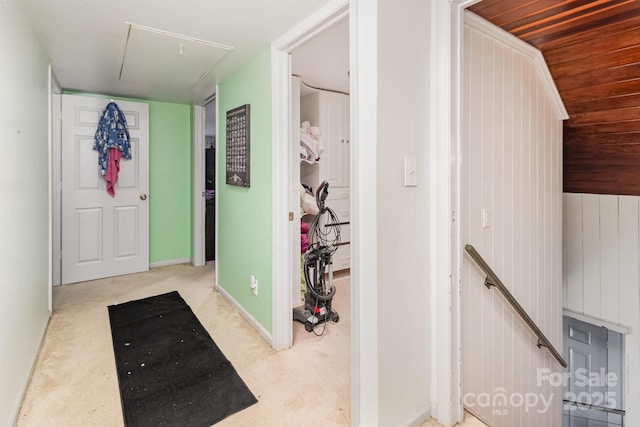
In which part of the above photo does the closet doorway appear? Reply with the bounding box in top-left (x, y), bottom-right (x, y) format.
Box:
top-left (289, 14), bottom-right (350, 341)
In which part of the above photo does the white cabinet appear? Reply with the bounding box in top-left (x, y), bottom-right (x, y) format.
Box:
top-left (319, 91), bottom-right (349, 188)
top-left (318, 93), bottom-right (350, 271)
top-left (300, 91), bottom-right (349, 190)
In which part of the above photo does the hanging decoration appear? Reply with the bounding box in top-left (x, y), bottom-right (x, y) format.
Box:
top-left (94, 101), bottom-right (131, 197)
top-left (225, 104), bottom-right (250, 187)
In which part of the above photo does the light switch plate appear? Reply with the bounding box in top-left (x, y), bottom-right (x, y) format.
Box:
top-left (404, 157), bottom-right (418, 187)
top-left (482, 208), bottom-right (491, 228)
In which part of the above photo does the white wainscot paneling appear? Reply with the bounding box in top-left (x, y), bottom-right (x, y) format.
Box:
top-left (462, 12), bottom-right (565, 427)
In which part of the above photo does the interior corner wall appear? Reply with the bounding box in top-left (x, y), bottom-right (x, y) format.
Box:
top-left (0, 2), bottom-right (51, 425)
top-left (376, 0), bottom-right (432, 424)
top-left (461, 17), bottom-right (564, 427)
top-left (563, 193), bottom-right (640, 426)
top-left (217, 48), bottom-right (273, 333)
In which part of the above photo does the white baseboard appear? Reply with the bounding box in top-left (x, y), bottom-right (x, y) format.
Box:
top-left (407, 408), bottom-right (432, 427)
top-left (149, 258), bottom-right (191, 268)
top-left (215, 284), bottom-right (273, 346)
top-left (11, 315), bottom-right (51, 426)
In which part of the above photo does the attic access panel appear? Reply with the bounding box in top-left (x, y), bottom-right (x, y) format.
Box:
top-left (120, 24), bottom-right (233, 90)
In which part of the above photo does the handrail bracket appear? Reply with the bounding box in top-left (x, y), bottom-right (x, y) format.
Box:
top-left (484, 278), bottom-right (495, 289)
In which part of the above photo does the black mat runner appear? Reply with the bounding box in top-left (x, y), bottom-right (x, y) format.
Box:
top-left (108, 291), bottom-right (257, 427)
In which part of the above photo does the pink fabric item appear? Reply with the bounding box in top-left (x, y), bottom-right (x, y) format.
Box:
top-left (301, 221), bottom-right (310, 253)
top-left (105, 147), bottom-right (122, 197)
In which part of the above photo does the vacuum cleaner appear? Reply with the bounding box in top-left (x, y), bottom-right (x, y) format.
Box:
top-left (293, 181), bottom-right (341, 334)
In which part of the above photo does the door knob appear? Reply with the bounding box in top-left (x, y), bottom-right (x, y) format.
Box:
top-left (140, 194), bottom-right (148, 200)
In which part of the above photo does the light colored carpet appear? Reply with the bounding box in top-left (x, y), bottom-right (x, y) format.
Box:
top-left (16, 262), bottom-right (483, 427)
top-left (16, 263), bottom-right (350, 426)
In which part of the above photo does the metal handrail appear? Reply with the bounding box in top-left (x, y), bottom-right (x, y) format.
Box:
top-left (464, 244), bottom-right (567, 368)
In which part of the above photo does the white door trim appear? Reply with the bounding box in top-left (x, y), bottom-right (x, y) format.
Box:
top-left (270, 46), bottom-right (292, 352)
top-left (432, 1), bottom-right (481, 425)
top-left (270, 0), bottom-right (349, 352)
top-left (51, 74), bottom-right (62, 290)
top-left (347, 2), bottom-right (379, 424)
top-left (48, 66), bottom-right (61, 311)
top-left (214, 89), bottom-right (220, 289)
top-left (272, 1), bottom-right (384, 426)
top-left (192, 104), bottom-right (206, 267)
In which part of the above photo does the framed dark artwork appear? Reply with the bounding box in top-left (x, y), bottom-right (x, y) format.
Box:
top-left (225, 104), bottom-right (250, 187)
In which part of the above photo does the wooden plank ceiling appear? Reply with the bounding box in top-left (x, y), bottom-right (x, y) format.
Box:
top-left (469, 0), bottom-right (640, 196)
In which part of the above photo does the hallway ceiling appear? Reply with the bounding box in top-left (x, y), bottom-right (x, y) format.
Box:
top-left (20, 0), bottom-right (640, 194)
top-left (469, 0), bottom-right (640, 195)
top-left (19, 0), bottom-right (330, 104)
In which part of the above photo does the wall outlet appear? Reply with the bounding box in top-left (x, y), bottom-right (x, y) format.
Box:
top-left (250, 275), bottom-right (258, 296)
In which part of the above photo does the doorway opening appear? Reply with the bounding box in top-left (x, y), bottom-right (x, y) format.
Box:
top-left (204, 98), bottom-right (216, 262)
top-left (289, 13), bottom-right (350, 339)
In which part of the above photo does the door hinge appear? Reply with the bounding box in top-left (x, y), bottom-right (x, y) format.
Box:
top-left (289, 212), bottom-right (294, 221)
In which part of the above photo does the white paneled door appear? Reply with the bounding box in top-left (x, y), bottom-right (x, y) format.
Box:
top-left (562, 316), bottom-right (624, 426)
top-left (61, 95), bottom-right (149, 284)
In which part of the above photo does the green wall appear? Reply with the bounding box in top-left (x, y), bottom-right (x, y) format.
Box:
top-left (147, 102), bottom-right (192, 263)
top-left (63, 92), bottom-right (192, 264)
top-left (218, 48), bottom-right (273, 332)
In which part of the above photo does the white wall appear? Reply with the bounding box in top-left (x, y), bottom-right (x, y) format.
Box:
top-left (461, 13), bottom-right (565, 427)
top-left (376, 0), bottom-right (432, 425)
top-left (563, 192), bottom-right (640, 426)
top-left (0, 1), bottom-right (52, 425)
